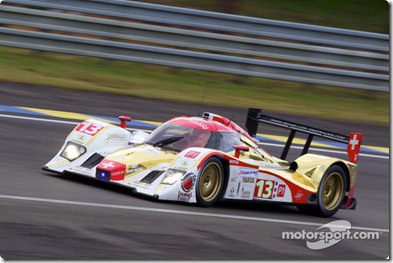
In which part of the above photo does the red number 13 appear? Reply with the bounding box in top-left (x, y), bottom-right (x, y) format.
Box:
top-left (254, 179), bottom-right (274, 199)
top-left (76, 121), bottom-right (104, 136)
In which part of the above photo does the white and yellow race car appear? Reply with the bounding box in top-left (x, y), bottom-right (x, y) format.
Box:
top-left (43, 108), bottom-right (362, 217)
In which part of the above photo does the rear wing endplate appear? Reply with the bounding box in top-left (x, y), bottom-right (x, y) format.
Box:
top-left (245, 108), bottom-right (362, 163)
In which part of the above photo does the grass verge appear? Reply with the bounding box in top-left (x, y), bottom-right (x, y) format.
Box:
top-left (0, 47), bottom-right (389, 126)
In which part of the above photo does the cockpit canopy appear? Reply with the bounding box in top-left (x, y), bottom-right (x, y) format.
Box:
top-left (144, 117), bottom-right (271, 160)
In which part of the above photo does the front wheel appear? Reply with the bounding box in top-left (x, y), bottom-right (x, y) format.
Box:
top-left (196, 157), bottom-right (224, 207)
top-left (297, 165), bottom-right (347, 217)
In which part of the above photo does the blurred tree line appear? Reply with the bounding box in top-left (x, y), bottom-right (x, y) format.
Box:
top-left (143, 0), bottom-right (389, 34)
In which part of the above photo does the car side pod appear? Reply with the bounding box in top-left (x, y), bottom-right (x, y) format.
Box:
top-left (118, 115), bottom-right (132, 128)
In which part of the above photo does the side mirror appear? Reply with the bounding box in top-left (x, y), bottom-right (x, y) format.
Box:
top-left (233, 145), bottom-right (249, 158)
top-left (118, 115), bottom-right (132, 128)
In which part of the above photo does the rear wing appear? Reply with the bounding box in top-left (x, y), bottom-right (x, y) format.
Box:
top-left (245, 108), bottom-right (362, 163)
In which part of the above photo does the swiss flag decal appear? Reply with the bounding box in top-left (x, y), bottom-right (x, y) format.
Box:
top-left (347, 132), bottom-right (363, 163)
top-left (97, 160), bottom-right (126, 180)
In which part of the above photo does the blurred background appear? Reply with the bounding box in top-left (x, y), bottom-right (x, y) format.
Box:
top-left (144, 0), bottom-right (389, 33)
top-left (0, 0), bottom-right (389, 125)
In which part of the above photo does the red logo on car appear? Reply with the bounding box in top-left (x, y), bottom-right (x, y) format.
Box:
top-left (185, 151), bottom-right (200, 159)
top-left (277, 184), bottom-right (286, 197)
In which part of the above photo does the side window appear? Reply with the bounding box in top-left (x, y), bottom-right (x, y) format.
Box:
top-left (204, 132), bottom-right (220, 150)
top-left (216, 132), bottom-right (242, 152)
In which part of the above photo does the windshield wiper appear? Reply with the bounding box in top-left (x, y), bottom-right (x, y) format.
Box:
top-left (153, 136), bottom-right (184, 148)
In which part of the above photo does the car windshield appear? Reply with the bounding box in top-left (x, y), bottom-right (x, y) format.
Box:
top-left (144, 121), bottom-right (271, 159)
top-left (144, 122), bottom-right (212, 152)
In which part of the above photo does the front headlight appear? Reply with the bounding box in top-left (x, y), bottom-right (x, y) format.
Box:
top-left (60, 142), bottom-right (87, 161)
top-left (162, 169), bottom-right (186, 185)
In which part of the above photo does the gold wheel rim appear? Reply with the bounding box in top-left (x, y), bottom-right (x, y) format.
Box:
top-left (199, 162), bottom-right (222, 202)
top-left (322, 172), bottom-right (344, 210)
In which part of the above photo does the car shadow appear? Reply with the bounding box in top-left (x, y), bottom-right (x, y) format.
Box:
top-left (42, 171), bottom-right (304, 217)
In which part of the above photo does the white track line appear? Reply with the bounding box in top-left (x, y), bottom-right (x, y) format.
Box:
top-left (0, 194), bottom-right (388, 233)
top-left (0, 113), bottom-right (388, 159)
top-left (0, 113), bottom-right (80, 125)
top-left (0, 113), bottom-right (152, 133)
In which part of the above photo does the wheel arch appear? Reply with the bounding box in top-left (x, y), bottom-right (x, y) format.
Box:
top-left (215, 155), bottom-right (230, 199)
top-left (294, 154), bottom-right (352, 192)
top-left (332, 161), bottom-right (351, 193)
top-left (195, 154), bottom-right (227, 206)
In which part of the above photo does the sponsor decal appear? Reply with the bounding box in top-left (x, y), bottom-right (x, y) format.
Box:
top-left (70, 136), bottom-right (86, 145)
top-left (225, 167), bottom-right (257, 200)
top-left (254, 179), bottom-right (275, 199)
top-left (178, 191), bottom-right (192, 201)
top-left (294, 190), bottom-right (304, 200)
top-left (111, 170), bottom-right (125, 177)
top-left (229, 187), bottom-right (236, 197)
top-left (69, 135), bottom-right (87, 145)
top-left (105, 133), bottom-right (127, 143)
top-left (239, 170), bottom-right (258, 176)
top-left (277, 184), bottom-right (286, 197)
top-left (126, 164), bottom-right (145, 174)
top-left (181, 173), bottom-right (196, 192)
top-left (241, 188), bottom-right (252, 199)
top-left (76, 121), bottom-right (104, 136)
top-left (242, 177), bottom-right (255, 183)
top-left (185, 150), bottom-right (200, 159)
top-left (177, 161), bottom-right (191, 170)
top-left (229, 160), bottom-right (239, 165)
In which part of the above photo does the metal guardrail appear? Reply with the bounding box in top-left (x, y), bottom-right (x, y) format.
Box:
top-left (0, 0), bottom-right (389, 92)
top-left (0, 6), bottom-right (388, 72)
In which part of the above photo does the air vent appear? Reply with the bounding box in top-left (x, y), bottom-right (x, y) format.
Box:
top-left (305, 167), bottom-right (317, 177)
top-left (81, 153), bottom-right (105, 169)
top-left (140, 170), bottom-right (164, 184)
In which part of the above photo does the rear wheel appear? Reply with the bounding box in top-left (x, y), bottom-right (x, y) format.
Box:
top-left (297, 165), bottom-right (347, 217)
top-left (196, 157), bottom-right (224, 207)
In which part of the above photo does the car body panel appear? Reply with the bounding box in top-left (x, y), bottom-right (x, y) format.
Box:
top-left (43, 111), bottom-right (360, 216)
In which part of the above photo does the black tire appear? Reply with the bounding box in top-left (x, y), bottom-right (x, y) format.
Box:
top-left (196, 157), bottom-right (224, 207)
top-left (297, 165), bottom-right (347, 217)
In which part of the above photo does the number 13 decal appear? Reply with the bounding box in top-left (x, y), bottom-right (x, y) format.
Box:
top-left (76, 121), bottom-right (104, 136)
top-left (254, 179), bottom-right (274, 199)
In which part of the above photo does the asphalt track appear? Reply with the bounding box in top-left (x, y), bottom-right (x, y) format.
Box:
top-left (0, 82), bottom-right (390, 260)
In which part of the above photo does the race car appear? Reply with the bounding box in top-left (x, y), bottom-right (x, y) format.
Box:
top-left (43, 108), bottom-right (362, 217)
